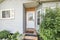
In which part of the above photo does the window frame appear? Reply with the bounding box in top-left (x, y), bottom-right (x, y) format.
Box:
top-left (0, 9), bottom-right (14, 19)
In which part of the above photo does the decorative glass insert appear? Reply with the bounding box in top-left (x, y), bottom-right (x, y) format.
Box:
top-left (37, 11), bottom-right (40, 25)
top-left (28, 13), bottom-right (33, 21)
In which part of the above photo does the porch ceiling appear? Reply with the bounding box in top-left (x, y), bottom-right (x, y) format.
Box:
top-left (24, 1), bottom-right (39, 8)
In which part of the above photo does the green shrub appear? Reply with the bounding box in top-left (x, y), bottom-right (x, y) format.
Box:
top-left (39, 8), bottom-right (60, 40)
top-left (0, 30), bottom-right (22, 40)
top-left (0, 30), bottom-right (10, 39)
top-left (8, 32), bottom-right (20, 40)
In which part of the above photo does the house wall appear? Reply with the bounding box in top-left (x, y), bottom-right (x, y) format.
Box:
top-left (37, 2), bottom-right (60, 16)
top-left (36, 2), bottom-right (60, 20)
top-left (0, 0), bottom-right (33, 34)
top-left (42, 2), bottom-right (60, 14)
top-left (0, 0), bottom-right (23, 33)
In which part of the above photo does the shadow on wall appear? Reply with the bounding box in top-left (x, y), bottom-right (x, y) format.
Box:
top-left (0, 0), bottom-right (5, 3)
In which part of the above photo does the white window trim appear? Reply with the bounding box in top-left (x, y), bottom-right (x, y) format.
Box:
top-left (0, 9), bottom-right (14, 19)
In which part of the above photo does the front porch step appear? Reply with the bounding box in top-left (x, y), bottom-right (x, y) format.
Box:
top-left (23, 28), bottom-right (38, 40)
top-left (23, 36), bottom-right (38, 40)
top-left (25, 33), bottom-right (37, 37)
top-left (24, 38), bottom-right (34, 40)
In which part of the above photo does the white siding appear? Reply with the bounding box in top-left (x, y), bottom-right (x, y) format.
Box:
top-left (0, 0), bottom-right (24, 33)
top-left (0, 0), bottom-right (33, 34)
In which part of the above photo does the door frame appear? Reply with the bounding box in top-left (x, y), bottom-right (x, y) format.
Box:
top-left (24, 7), bottom-right (36, 33)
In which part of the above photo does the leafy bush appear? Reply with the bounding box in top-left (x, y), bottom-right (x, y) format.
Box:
top-left (0, 30), bottom-right (22, 40)
top-left (8, 32), bottom-right (21, 40)
top-left (0, 30), bottom-right (10, 39)
top-left (39, 8), bottom-right (60, 40)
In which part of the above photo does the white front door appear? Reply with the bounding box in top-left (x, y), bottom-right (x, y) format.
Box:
top-left (26, 11), bottom-right (35, 28)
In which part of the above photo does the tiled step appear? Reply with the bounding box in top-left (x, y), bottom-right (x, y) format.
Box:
top-left (23, 34), bottom-right (38, 40)
top-left (24, 36), bottom-right (38, 40)
top-left (23, 38), bottom-right (32, 40)
top-left (26, 28), bottom-right (36, 34)
top-left (23, 28), bottom-right (38, 40)
top-left (25, 33), bottom-right (37, 36)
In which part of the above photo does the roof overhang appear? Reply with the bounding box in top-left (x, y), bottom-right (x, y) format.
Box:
top-left (24, 0), bottom-right (60, 8)
top-left (39, 0), bottom-right (60, 3)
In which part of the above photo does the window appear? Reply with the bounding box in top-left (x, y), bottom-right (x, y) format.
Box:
top-left (0, 9), bottom-right (14, 19)
top-left (2, 10), bottom-right (10, 18)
